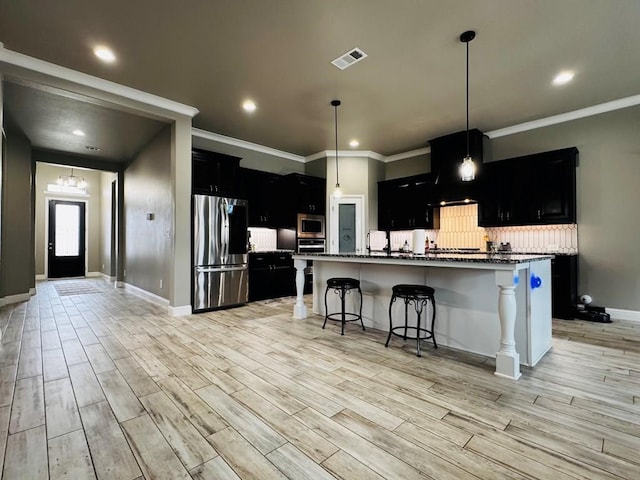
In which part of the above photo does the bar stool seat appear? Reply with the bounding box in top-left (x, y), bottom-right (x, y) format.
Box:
top-left (323, 277), bottom-right (365, 335)
top-left (385, 284), bottom-right (437, 356)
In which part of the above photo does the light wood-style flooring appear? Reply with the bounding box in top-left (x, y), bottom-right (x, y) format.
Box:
top-left (1, 278), bottom-right (639, 479)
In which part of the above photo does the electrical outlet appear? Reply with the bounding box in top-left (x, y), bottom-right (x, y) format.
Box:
top-left (160, 279), bottom-right (163, 289)
top-left (124, 269), bottom-right (127, 277)
top-left (102, 264), bottom-right (105, 270)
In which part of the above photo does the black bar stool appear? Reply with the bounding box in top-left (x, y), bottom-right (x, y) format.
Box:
top-left (386, 284), bottom-right (437, 356)
top-left (323, 277), bottom-right (365, 335)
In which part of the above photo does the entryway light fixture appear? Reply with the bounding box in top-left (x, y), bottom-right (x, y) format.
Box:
top-left (57, 168), bottom-right (87, 189)
top-left (331, 99), bottom-right (342, 198)
top-left (460, 30), bottom-right (476, 182)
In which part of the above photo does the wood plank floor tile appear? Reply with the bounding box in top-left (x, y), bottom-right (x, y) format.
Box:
top-left (68, 362), bottom-right (106, 407)
top-left (9, 375), bottom-right (45, 433)
top-left (48, 429), bottom-right (96, 480)
top-left (114, 357), bottom-right (161, 397)
top-left (96, 369), bottom-right (145, 422)
top-left (121, 413), bottom-right (191, 480)
top-left (85, 343), bottom-right (117, 373)
top-left (44, 377), bottom-right (82, 439)
top-left (0, 405), bottom-right (11, 475)
top-left (207, 427), bottom-right (287, 480)
top-left (157, 377), bottom-right (228, 437)
top-left (0, 365), bottom-right (17, 407)
top-left (3, 425), bottom-right (48, 480)
top-left (140, 391), bottom-right (218, 470)
top-left (196, 384), bottom-right (286, 455)
top-left (17, 346), bottom-right (42, 379)
top-left (321, 450), bottom-right (386, 480)
top-left (75, 326), bottom-right (100, 346)
top-left (266, 442), bottom-right (336, 480)
top-left (43, 348), bottom-right (69, 382)
top-left (232, 387), bottom-right (339, 463)
top-left (79, 401), bottom-right (142, 480)
top-left (61, 338), bottom-right (88, 365)
top-left (190, 456), bottom-right (240, 480)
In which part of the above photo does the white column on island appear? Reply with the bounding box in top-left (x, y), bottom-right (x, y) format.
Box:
top-left (494, 269), bottom-right (521, 380)
top-left (293, 259), bottom-right (308, 319)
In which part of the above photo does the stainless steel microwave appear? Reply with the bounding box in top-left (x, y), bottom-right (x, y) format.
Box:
top-left (297, 213), bottom-right (325, 239)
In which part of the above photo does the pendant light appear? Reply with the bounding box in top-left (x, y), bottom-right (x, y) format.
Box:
top-left (331, 99), bottom-right (342, 198)
top-left (460, 30), bottom-right (476, 182)
top-left (57, 168), bottom-right (87, 189)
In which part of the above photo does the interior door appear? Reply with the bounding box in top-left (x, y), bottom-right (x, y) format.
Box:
top-left (338, 203), bottom-right (356, 253)
top-left (48, 200), bottom-right (86, 278)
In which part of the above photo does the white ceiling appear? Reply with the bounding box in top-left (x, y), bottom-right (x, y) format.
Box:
top-left (1, 0), bottom-right (640, 160)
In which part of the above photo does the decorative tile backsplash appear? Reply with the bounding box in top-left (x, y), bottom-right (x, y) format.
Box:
top-left (248, 227), bottom-right (277, 251)
top-left (388, 204), bottom-right (578, 253)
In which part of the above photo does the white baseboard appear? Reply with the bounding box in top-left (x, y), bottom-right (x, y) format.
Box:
top-left (36, 274), bottom-right (47, 281)
top-left (606, 308), bottom-right (640, 323)
top-left (0, 292), bottom-right (32, 306)
top-left (115, 281), bottom-right (126, 288)
top-left (29, 288), bottom-right (36, 296)
top-left (120, 282), bottom-right (170, 308)
top-left (169, 305), bottom-right (192, 316)
top-left (86, 271), bottom-right (101, 278)
top-left (119, 282), bottom-right (192, 317)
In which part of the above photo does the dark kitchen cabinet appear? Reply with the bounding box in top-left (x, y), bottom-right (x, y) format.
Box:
top-left (478, 160), bottom-right (527, 227)
top-left (192, 148), bottom-right (241, 196)
top-left (478, 147), bottom-right (577, 227)
top-left (248, 252), bottom-right (295, 301)
top-left (284, 173), bottom-right (326, 215)
top-left (551, 254), bottom-right (578, 319)
top-left (240, 168), bottom-right (281, 227)
top-left (527, 148), bottom-right (577, 224)
top-left (378, 174), bottom-right (439, 231)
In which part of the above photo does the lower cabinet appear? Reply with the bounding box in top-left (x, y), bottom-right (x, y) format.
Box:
top-left (551, 254), bottom-right (578, 320)
top-left (248, 252), bottom-right (296, 301)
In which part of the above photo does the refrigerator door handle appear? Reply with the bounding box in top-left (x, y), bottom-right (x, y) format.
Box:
top-left (195, 265), bottom-right (247, 273)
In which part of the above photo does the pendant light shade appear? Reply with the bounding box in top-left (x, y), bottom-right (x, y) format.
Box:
top-left (331, 99), bottom-right (342, 198)
top-left (460, 30), bottom-right (476, 182)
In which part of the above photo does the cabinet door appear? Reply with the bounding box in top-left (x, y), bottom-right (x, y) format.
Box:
top-left (530, 150), bottom-right (577, 224)
top-left (192, 149), bottom-right (241, 196)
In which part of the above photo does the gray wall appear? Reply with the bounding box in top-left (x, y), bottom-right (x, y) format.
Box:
top-left (100, 171), bottom-right (117, 277)
top-left (1, 127), bottom-right (34, 297)
top-left (34, 163), bottom-right (103, 276)
top-left (124, 125), bottom-right (172, 299)
top-left (385, 154), bottom-right (430, 180)
top-left (305, 158), bottom-right (327, 178)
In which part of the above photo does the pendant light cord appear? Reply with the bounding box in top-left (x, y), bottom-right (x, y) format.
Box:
top-left (465, 38), bottom-right (470, 158)
top-left (334, 103), bottom-right (339, 186)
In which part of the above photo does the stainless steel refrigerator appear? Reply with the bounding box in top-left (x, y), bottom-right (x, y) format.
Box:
top-left (192, 194), bottom-right (248, 311)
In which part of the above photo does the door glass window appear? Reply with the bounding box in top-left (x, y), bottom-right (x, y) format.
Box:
top-left (339, 204), bottom-right (356, 253)
top-left (55, 204), bottom-right (80, 256)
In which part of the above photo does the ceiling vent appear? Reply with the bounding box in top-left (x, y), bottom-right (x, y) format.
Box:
top-left (331, 47), bottom-right (368, 70)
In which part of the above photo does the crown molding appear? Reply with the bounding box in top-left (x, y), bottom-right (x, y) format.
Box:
top-left (0, 45), bottom-right (199, 118)
top-left (486, 94), bottom-right (640, 139)
top-left (192, 128), bottom-right (305, 163)
top-left (384, 147), bottom-right (431, 163)
top-left (305, 150), bottom-right (386, 162)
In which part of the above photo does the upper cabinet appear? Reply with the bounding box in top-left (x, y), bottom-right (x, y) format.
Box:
top-left (192, 148), bottom-right (241, 197)
top-left (240, 168), bottom-right (281, 227)
top-left (478, 147), bottom-right (577, 227)
top-left (282, 173), bottom-right (326, 216)
top-left (378, 174), bottom-right (439, 231)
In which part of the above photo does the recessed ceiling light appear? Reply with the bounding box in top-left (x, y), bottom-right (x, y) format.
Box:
top-left (349, 139), bottom-right (359, 148)
top-left (94, 45), bottom-right (116, 63)
top-left (552, 70), bottom-right (574, 86)
top-left (72, 129), bottom-right (85, 137)
top-left (242, 100), bottom-right (256, 113)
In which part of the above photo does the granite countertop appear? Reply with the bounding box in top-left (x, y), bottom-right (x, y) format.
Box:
top-left (293, 251), bottom-right (553, 264)
top-left (249, 249), bottom-right (295, 254)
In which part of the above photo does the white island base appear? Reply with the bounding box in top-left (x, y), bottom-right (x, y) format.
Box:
top-left (293, 254), bottom-right (553, 380)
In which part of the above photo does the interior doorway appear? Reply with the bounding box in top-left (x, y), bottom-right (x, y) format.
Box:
top-left (330, 195), bottom-right (365, 254)
top-left (47, 199), bottom-right (86, 278)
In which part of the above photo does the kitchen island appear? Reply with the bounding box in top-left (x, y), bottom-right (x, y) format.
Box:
top-left (292, 251), bottom-right (553, 380)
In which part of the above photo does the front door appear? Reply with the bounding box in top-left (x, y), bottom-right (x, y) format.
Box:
top-left (48, 200), bottom-right (86, 278)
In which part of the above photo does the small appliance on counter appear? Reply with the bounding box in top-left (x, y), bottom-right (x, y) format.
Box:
top-left (192, 195), bottom-right (249, 312)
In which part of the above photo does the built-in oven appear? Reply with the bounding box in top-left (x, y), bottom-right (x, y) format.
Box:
top-left (297, 238), bottom-right (326, 253)
top-left (297, 213), bottom-right (325, 239)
